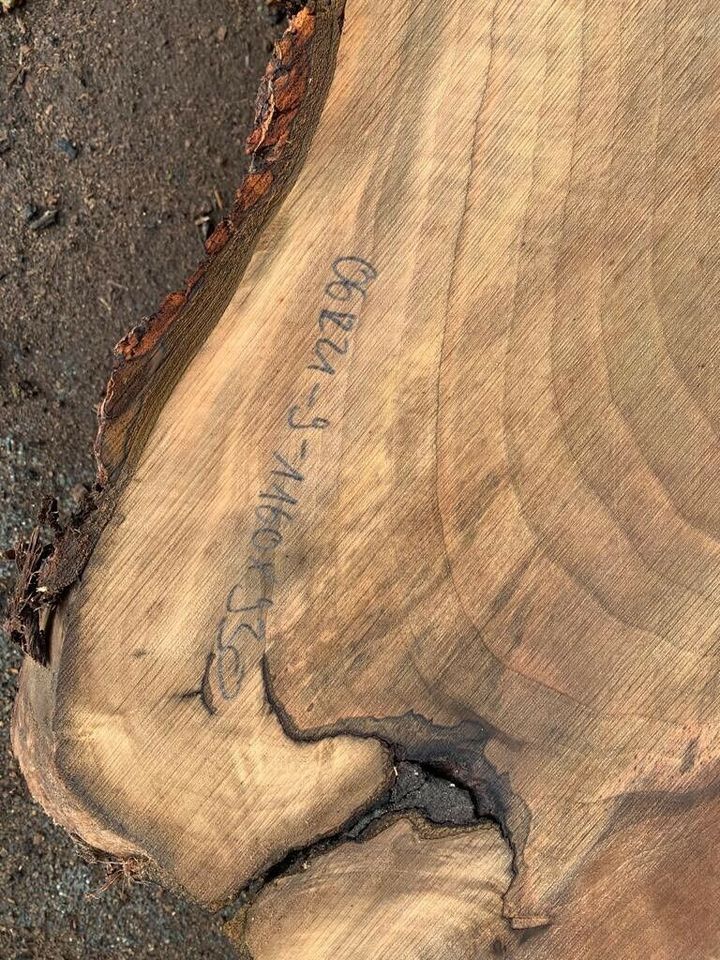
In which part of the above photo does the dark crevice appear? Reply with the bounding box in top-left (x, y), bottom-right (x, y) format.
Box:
top-left (259, 653), bottom-right (524, 853)
top-left (219, 759), bottom-right (491, 923)
top-left (216, 654), bottom-right (521, 924)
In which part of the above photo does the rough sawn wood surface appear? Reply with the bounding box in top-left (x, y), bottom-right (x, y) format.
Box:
top-left (10, 1), bottom-right (720, 957)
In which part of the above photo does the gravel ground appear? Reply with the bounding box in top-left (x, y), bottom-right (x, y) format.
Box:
top-left (0, 0), bottom-right (280, 955)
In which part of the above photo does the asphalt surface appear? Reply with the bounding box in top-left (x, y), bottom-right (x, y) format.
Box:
top-left (0, 1), bottom-right (280, 955)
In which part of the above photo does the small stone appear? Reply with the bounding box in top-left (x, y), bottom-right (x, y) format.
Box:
top-left (216, 25), bottom-right (228, 42)
top-left (17, 379), bottom-right (38, 398)
top-left (27, 207), bottom-right (58, 231)
top-left (56, 137), bottom-right (79, 161)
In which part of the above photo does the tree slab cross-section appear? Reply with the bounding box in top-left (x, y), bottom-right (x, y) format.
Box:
top-left (10, 0), bottom-right (720, 957)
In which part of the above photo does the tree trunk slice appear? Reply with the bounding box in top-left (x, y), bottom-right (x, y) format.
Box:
top-left (10, 0), bottom-right (720, 954)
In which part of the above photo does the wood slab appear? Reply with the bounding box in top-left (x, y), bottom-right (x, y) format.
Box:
top-left (10, 0), bottom-right (720, 954)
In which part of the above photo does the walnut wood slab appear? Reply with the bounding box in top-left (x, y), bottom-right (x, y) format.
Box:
top-left (10, 0), bottom-right (720, 955)
top-left (237, 817), bottom-right (513, 960)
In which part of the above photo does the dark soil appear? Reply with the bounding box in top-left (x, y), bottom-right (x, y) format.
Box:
top-left (0, 0), bottom-right (281, 955)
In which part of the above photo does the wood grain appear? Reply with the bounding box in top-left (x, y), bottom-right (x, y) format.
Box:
top-left (239, 817), bottom-right (512, 960)
top-left (12, 0), bottom-right (720, 954)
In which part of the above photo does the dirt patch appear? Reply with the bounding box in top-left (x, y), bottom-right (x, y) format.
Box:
top-left (0, 0), bottom-right (282, 955)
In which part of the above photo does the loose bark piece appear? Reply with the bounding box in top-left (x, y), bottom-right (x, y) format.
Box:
top-left (10, 0), bottom-right (720, 954)
top-left (238, 816), bottom-right (513, 960)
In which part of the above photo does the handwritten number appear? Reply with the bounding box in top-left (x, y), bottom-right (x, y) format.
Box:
top-left (334, 256), bottom-right (378, 283)
top-left (226, 584), bottom-right (272, 614)
top-left (325, 257), bottom-right (377, 301)
top-left (308, 336), bottom-right (349, 375)
top-left (288, 404), bottom-right (330, 430)
top-left (214, 618), bottom-right (242, 701)
top-left (271, 451), bottom-right (305, 482)
top-left (216, 643), bottom-right (243, 700)
top-left (209, 255), bottom-right (377, 708)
